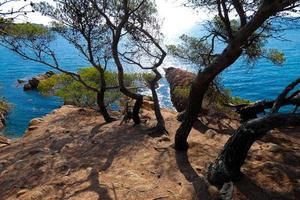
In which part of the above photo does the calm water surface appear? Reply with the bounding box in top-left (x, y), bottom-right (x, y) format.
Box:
top-left (0, 28), bottom-right (300, 137)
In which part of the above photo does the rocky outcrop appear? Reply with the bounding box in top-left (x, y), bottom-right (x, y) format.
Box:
top-left (23, 71), bottom-right (55, 91)
top-left (0, 99), bottom-right (10, 131)
top-left (164, 67), bottom-right (196, 112)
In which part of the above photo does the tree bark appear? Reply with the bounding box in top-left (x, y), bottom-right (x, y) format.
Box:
top-left (207, 114), bottom-right (300, 186)
top-left (111, 10), bottom-right (143, 125)
top-left (148, 69), bottom-right (167, 136)
top-left (228, 93), bottom-right (300, 121)
top-left (175, 46), bottom-right (242, 150)
top-left (96, 69), bottom-right (115, 123)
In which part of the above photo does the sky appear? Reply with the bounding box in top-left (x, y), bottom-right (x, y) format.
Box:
top-left (1, 0), bottom-right (209, 38)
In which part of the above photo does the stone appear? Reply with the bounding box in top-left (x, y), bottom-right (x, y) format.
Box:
top-left (16, 189), bottom-right (29, 198)
top-left (158, 135), bottom-right (171, 142)
top-left (205, 129), bottom-right (218, 139)
top-left (219, 182), bottom-right (234, 200)
top-left (29, 118), bottom-right (44, 126)
top-left (17, 79), bottom-right (25, 84)
top-left (0, 135), bottom-right (10, 145)
top-left (267, 143), bottom-right (281, 152)
top-left (23, 71), bottom-right (55, 91)
top-left (208, 185), bottom-right (219, 196)
top-left (23, 83), bottom-right (32, 91)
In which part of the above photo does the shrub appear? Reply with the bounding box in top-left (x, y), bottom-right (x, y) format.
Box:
top-left (0, 98), bottom-right (11, 114)
top-left (38, 67), bottom-right (152, 108)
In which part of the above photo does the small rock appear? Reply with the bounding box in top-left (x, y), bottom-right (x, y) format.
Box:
top-left (158, 135), bottom-right (171, 142)
top-left (28, 126), bottom-right (39, 131)
top-left (134, 184), bottom-right (154, 192)
top-left (16, 189), bottom-right (29, 198)
top-left (205, 129), bottom-right (218, 139)
top-left (219, 182), bottom-right (234, 200)
top-left (0, 135), bottom-right (10, 146)
top-left (208, 185), bottom-right (219, 196)
top-left (29, 118), bottom-right (43, 126)
top-left (23, 83), bottom-right (32, 91)
top-left (267, 143), bottom-right (281, 152)
top-left (23, 71), bottom-right (54, 91)
top-left (17, 79), bottom-right (25, 84)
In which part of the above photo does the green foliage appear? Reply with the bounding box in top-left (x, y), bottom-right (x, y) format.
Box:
top-left (173, 86), bottom-right (191, 98)
top-left (266, 48), bottom-right (285, 65)
top-left (140, 72), bottom-right (156, 87)
top-left (173, 84), bottom-right (251, 112)
top-left (3, 23), bottom-right (49, 38)
top-left (0, 98), bottom-right (11, 114)
top-left (223, 90), bottom-right (252, 105)
top-left (38, 67), bottom-right (147, 107)
top-left (167, 34), bottom-right (212, 66)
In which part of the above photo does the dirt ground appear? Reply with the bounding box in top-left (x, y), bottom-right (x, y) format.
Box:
top-left (0, 105), bottom-right (299, 200)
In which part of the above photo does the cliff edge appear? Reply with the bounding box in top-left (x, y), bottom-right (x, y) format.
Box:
top-left (0, 105), bottom-right (299, 199)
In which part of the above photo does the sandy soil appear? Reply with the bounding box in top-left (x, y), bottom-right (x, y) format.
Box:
top-left (0, 105), bottom-right (299, 200)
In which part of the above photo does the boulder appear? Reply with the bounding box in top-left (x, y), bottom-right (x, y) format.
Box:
top-left (17, 79), bottom-right (25, 84)
top-left (23, 71), bottom-right (55, 91)
top-left (23, 83), bottom-right (32, 91)
top-left (164, 67), bottom-right (196, 112)
top-left (29, 118), bottom-right (44, 127)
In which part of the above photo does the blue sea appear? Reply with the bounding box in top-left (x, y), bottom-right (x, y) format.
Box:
top-left (0, 27), bottom-right (300, 138)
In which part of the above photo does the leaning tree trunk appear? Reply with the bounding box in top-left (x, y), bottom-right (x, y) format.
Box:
top-left (174, 74), bottom-right (211, 150)
top-left (96, 69), bottom-right (115, 123)
top-left (112, 24), bottom-right (143, 125)
top-left (175, 46), bottom-right (243, 151)
top-left (174, 2), bottom-right (279, 150)
top-left (207, 114), bottom-right (300, 186)
top-left (148, 69), bottom-right (168, 136)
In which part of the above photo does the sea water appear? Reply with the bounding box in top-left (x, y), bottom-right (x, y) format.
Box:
top-left (0, 28), bottom-right (299, 137)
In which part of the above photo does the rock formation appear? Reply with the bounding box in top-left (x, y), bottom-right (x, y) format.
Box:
top-left (23, 71), bottom-right (55, 91)
top-left (0, 100), bottom-right (10, 131)
top-left (164, 67), bottom-right (196, 112)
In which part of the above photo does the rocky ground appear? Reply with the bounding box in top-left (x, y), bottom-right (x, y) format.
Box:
top-left (0, 105), bottom-right (299, 200)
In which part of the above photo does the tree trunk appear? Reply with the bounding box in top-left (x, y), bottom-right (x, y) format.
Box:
top-left (112, 23), bottom-right (143, 125)
top-left (175, 46), bottom-right (242, 151)
top-left (97, 69), bottom-right (115, 123)
top-left (96, 91), bottom-right (115, 123)
top-left (174, 0), bottom-right (282, 151)
top-left (207, 114), bottom-right (300, 186)
top-left (229, 95), bottom-right (300, 121)
top-left (175, 75), bottom-right (210, 150)
top-left (148, 69), bottom-right (167, 136)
